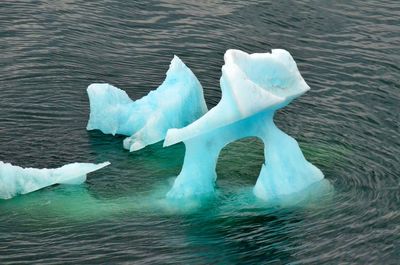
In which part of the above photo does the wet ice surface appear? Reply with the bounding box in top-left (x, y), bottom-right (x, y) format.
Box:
top-left (0, 161), bottom-right (110, 199)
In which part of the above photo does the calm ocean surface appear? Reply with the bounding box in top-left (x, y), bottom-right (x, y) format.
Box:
top-left (0, 1), bottom-right (399, 264)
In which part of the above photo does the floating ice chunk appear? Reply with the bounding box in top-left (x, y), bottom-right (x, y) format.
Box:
top-left (86, 56), bottom-right (208, 151)
top-left (0, 161), bottom-right (110, 200)
top-left (164, 49), bottom-right (324, 201)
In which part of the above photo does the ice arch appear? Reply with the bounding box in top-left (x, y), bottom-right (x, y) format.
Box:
top-left (164, 49), bottom-right (324, 200)
top-left (216, 137), bottom-right (265, 184)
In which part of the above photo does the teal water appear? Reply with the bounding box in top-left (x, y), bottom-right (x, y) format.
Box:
top-left (0, 0), bottom-right (399, 264)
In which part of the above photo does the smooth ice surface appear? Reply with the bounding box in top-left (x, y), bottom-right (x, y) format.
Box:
top-left (165, 49), bottom-right (324, 201)
top-left (87, 56), bottom-right (207, 151)
top-left (0, 161), bottom-right (110, 199)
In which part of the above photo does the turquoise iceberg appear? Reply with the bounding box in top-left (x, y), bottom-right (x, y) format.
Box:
top-left (164, 49), bottom-right (324, 200)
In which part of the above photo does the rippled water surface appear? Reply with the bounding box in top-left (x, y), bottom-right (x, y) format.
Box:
top-left (1, 0), bottom-right (399, 264)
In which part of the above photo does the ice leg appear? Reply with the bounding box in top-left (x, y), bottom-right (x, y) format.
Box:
top-left (254, 115), bottom-right (324, 200)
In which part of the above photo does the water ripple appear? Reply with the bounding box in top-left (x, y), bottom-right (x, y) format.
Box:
top-left (0, 0), bottom-right (399, 264)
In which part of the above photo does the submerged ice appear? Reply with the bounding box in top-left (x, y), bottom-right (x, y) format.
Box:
top-left (86, 56), bottom-right (207, 151)
top-left (0, 161), bottom-right (110, 199)
top-left (164, 49), bottom-right (324, 200)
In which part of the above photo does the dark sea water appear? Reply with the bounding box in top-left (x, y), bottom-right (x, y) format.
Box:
top-left (0, 0), bottom-right (399, 264)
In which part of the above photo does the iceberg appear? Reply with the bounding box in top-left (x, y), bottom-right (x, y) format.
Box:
top-left (0, 161), bottom-right (110, 200)
top-left (164, 49), bottom-right (324, 200)
top-left (86, 56), bottom-right (208, 151)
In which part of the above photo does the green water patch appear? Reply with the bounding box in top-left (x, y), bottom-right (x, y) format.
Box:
top-left (0, 137), bottom-right (338, 223)
top-left (0, 178), bottom-right (333, 224)
top-left (0, 180), bottom-right (217, 222)
top-left (299, 141), bottom-right (352, 168)
top-left (216, 137), bottom-right (264, 189)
